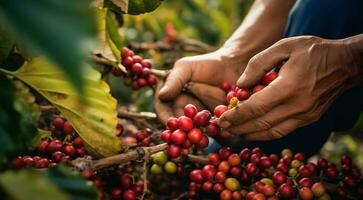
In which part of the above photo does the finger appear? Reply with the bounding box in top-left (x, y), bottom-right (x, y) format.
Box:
top-left (237, 41), bottom-right (290, 88)
top-left (227, 103), bottom-right (298, 134)
top-left (219, 78), bottom-right (290, 128)
top-left (185, 82), bottom-right (226, 111)
top-left (154, 82), bottom-right (175, 124)
top-left (159, 62), bottom-right (192, 101)
top-left (172, 93), bottom-right (206, 117)
top-left (242, 119), bottom-right (304, 141)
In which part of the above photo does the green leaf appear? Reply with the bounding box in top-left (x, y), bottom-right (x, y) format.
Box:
top-left (110, 0), bottom-right (163, 15)
top-left (0, 24), bottom-right (14, 62)
top-left (0, 0), bottom-right (97, 93)
top-left (0, 74), bottom-right (37, 168)
top-left (2, 57), bottom-right (122, 158)
top-left (0, 170), bottom-right (69, 200)
top-left (0, 166), bottom-right (98, 200)
top-left (44, 165), bottom-right (98, 200)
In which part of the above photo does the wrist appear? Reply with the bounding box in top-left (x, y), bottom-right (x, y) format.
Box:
top-left (214, 43), bottom-right (252, 74)
top-left (340, 35), bottom-right (363, 87)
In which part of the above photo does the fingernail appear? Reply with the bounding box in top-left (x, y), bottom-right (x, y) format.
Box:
top-left (219, 121), bottom-right (231, 128)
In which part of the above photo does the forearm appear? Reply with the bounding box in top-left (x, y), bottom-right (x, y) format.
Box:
top-left (341, 34), bottom-right (363, 86)
top-left (222, 0), bottom-right (296, 61)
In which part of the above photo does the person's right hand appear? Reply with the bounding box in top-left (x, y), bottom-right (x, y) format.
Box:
top-left (156, 49), bottom-right (247, 123)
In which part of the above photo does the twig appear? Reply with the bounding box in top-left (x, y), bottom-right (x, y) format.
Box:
top-left (118, 109), bottom-right (157, 119)
top-left (71, 143), bottom-right (209, 171)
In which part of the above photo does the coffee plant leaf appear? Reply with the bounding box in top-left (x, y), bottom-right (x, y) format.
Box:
top-left (110, 0), bottom-right (163, 15)
top-left (6, 57), bottom-right (122, 158)
top-left (0, 74), bottom-right (38, 167)
top-left (0, 0), bottom-right (97, 93)
top-left (0, 165), bottom-right (97, 200)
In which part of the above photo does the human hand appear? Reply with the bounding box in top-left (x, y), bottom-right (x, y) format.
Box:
top-left (219, 36), bottom-right (363, 140)
top-left (156, 49), bottom-right (247, 124)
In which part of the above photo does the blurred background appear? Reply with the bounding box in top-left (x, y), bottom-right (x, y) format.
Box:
top-left (108, 0), bottom-right (363, 171)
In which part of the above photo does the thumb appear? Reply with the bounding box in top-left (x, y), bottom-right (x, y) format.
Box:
top-left (237, 42), bottom-right (289, 88)
top-left (185, 82), bottom-right (225, 111)
top-left (159, 62), bottom-right (192, 101)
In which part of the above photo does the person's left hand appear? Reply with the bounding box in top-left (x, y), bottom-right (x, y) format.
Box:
top-left (218, 36), bottom-right (363, 141)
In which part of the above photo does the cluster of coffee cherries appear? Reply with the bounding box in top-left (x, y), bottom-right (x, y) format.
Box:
top-left (150, 151), bottom-right (186, 176)
top-left (82, 169), bottom-right (147, 200)
top-left (187, 147), bottom-right (363, 200)
top-left (219, 70), bottom-right (279, 109)
top-left (12, 116), bottom-right (86, 169)
top-left (160, 104), bottom-right (220, 159)
top-left (112, 47), bottom-right (157, 90)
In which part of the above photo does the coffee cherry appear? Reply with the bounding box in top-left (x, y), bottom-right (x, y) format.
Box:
top-left (224, 178), bottom-right (240, 191)
top-left (193, 110), bottom-right (211, 127)
top-left (317, 158), bottom-right (328, 169)
top-left (230, 166), bottom-right (242, 177)
top-left (177, 116), bottom-right (193, 131)
top-left (254, 181), bottom-right (265, 193)
top-left (218, 161), bottom-right (230, 173)
top-left (262, 184), bottom-right (275, 197)
top-left (246, 192), bottom-right (257, 200)
top-left (141, 59), bottom-right (152, 68)
top-left (272, 171), bottom-right (287, 185)
top-left (153, 151), bottom-right (167, 165)
top-left (229, 97), bottom-right (239, 106)
top-left (52, 151), bottom-right (64, 163)
top-left (38, 140), bottom-right (49, 153)
top-left (276, 163), bottom-right (288, 173)
top-left (219, 147), bottom-right (232, 160)
top-left (187, 128), bottom-right (203, 144)
top-left (259, 156), bottom-right (272, 168)
top-left (232, 191), bottom-right (243, 200)
top-left (306, 162), bottom-right (318, 175)
top-left (167, 144), bottom-right (181, 158)
top-left (341, 155), bottom-right (352, 166)
top-left (189, 169), bottom-right (204, 183)
top-left (202, 181), bottom-right (213, 192)
top-left (123, 189), bottom-right (136, 200)
top-left (220, 82), bottom-right (231, 92)
top-left (299, 187), bottom-right (314, 200)
top-left (73, 137), bottom-right (83, 148)
top-left (208, 153), bottom-right (221, 165)
top-left (141, 68), bottom-right (151, 77)
top-left (226, 91), bottom-right (237, 104)
top-left (236, 88), bottom-right (250, 101)
top-left (62, 121), bottom-right (74, 134)
top-left (253, 85), bottom-right (264, 93)
top-left (250, 153), bottom-right (261, 164)
top-left (63, 144), bottom-right (76, 157)
top-left (245, 163), bottom-right (258, 176)
top-left (22, 156), bottom-right (34, 167)
top-left (147, 75), bottom-right (157, 86)
top-left (184, 104), bottom-right (198, 119)
top-left (291, 159), bottom-right (301, 168)
top-left (288, 168), bottom-right (298, 177)
top-left (82, 169), bottom-right (93, 179)
top-left (214, 183), bottom-right (225, 193)
top-left (205, 122), bottom-right (220, 136)
top-left (294, 152), bottom-right (305, 161)
top-left (202, 165), bottom-right (217, 181)
top-left (325, 167), bottom-right (338, 179)
top-left (160, 130), bottom-right (171, 143)
top-left (299, 165), bottom-right (311, 177)
top-left (170, 129), bottom-right (187, 144)
top-left (299, 177), bottom-right (313, 188)
top-left (220, 189), bottom-right (232, 200)
top-left (239, 148), bottom-right (251, 161)
top-left (110, 187), bottom-right (122, 199)
top-left (182, 139), bottom-right (192, 149)
top-left (164, 161), bottom-right (177, 174)
top-left (132, 55), bottom-right (142, 63)
top-left (337, 187), bottom-right (347, 198)
top-left (228, 154), bottom-right (241, 166)
top-left (260, 71), bottom-right (278, 85)
top-left (278, 183), bottom-right (294, 198)
top-left (214, 105), bottom-right (228, 118)
top-left (150, 164), bottom-right (163, 174)
top-left (12, 156), bottom-right (25, 168)
top-left (121, 47), bottom-right (132, 58)
top-left (343, 175), bottom-right (357, 188)
top-left (311, 182), bottom-right (325, 197)
top-left (123, 57), bottom-right (134, 68)
top-left (120, 174), bottom-right (134, 189)
top-left (198, 136), bottom-right (209, 149)
top-left (215, 171), bottom-right (226, 183)
top-left (53, 117), bottom-right (65, 129)
top-left (76, 147), bottom-right (86, 157)
top-left (47, 140), bottom-right (63, 153)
